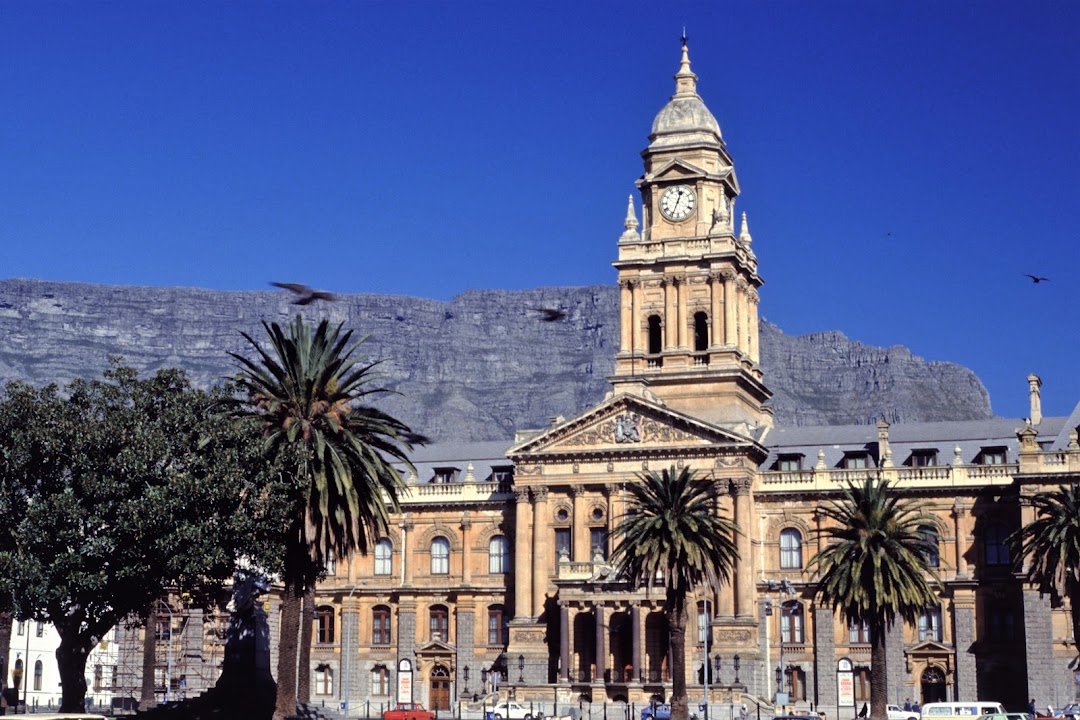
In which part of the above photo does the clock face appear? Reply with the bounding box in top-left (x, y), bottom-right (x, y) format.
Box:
top-left (660, 184), bottom-right (696, 221)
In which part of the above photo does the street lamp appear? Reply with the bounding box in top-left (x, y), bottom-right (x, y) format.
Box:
top-left (703, 599), bottom-right (712, 720)
top-left (463, 667), bottom-right (470, 694)
top-left (156, 600), bottom-right (175, 705)
top-left (518, 655), bottom-right (525, 683)
top-left (732, 654), bottom-right (741, 686)
top-left (714, 654), bottom-right (721, 684)
top-left (767, 579), bottom-right (796, 705)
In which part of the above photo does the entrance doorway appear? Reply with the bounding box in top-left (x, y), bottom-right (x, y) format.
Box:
top-left (920, 667), bottom-right (947, 704)
top-left (431, 665), bottom-right (450, 712)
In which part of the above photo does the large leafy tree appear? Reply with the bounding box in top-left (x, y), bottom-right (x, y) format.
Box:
top-left (1011, 482), bottom-right (1080, 665)
top-left (809, 477), bottom-right (940, 720)
top-left (228, 315), bottom-right (419, 720)
top-left (0, 366), bottom-right (281, 713)
top-left (609, 467), bottom-right (740, 720)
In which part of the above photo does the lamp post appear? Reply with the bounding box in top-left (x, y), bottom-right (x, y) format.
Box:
top-left (464, 667), bottom-right (470, 695)
top-left (732, 654), bottom-right (741, 687)
top-left (767, 579), bottom-right (795, 706)
top-left (518, 655), bottom-right (525, 684)
top-left (703, 598), bottom-right (710, 720)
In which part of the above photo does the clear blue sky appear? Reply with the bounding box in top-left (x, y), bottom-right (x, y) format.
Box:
top-left (3, 1), bottom-right (1079, 421)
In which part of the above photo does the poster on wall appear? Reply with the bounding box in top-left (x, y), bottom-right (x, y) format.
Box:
top-left (397, 659), bottom-right (413, 704)
top-left (838, 659), bottom-right (855, 709)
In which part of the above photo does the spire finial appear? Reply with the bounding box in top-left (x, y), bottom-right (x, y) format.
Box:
top-left (619, 194), bottom-right (641, 244)
top-left (739, 211), bottom-right (752, 245)
top-left (674, 27), bottom-right (697, 97)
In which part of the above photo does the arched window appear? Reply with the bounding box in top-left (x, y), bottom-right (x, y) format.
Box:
top-left (431, 537), bottom-right (450, 574)
top-left (316, 605), bottom-right (335, 644)
top-left (430, 605), bottom-right (449, 642)
top-left (920, 525), bottom-right (940, 567)
top-left (489, 535), bottom-right (510, 574)
top-left (34, 660), bottom-right (43, 691)
top-left (985, 523), bottom-right (1010, 566)
top-left (647, 315), bottom-right (663, 355)
top-left (371, 665), bottom-right (390, 696)
top-left (488, 605), bottom-right (509, 646)
top-left (780, 528), bottom-right (803, 569)
top-left (315, 664), bottom-right (334, 695)
top-left (374, 538), bottom-right (393, 576)
top-left (693, 312), bottom-right (709, 352)
top-left (372, 605), bottom-right (391, 645)
top-left (780, 602), bottom-right (804, 644)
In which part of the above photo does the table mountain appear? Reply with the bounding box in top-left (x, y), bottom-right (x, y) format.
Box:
top-left (0, 278), bottom-right (992, 442)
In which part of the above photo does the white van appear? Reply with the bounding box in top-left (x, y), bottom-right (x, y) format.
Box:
top-left (921, 702), bottom-right (1006, 720)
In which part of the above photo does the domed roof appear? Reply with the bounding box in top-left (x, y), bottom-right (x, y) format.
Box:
top-left (648, 42), bottom-right (723, 148)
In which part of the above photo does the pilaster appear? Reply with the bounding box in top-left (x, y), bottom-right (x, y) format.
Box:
top-left (951, 590), bottom-right (976, 701)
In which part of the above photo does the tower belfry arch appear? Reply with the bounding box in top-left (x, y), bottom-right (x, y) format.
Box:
top-left (611, 39), bottom-right (771, 435)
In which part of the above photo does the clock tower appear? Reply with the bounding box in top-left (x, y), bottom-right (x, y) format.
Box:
top-left (612, 39), bottom-right (772, 434)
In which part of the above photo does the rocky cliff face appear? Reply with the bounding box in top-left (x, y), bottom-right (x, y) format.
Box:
top-left (0, 278), bottom-right (992, 441)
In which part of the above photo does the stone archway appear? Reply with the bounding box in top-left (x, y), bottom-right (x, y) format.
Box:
top-left (920, 666), bottom-right (947, 704)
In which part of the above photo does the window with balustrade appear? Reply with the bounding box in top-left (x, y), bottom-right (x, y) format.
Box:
top-left (316, 606), bottom-right (335, 644)
top-left (430, 605), bottom-right (449, 642)
top-left (780, 602), bottom-right (804, 643)
top-left (372, 606), bottom-right (391, 645)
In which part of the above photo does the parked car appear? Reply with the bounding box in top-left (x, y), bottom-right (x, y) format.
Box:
top-left (492, 700), bottom-right (534, 720)
top-left (888, 705), bottom-right (919, 720)
top-left (384, 702), bottom-right (436, 720)
top-left (642, 705), bottom-right (672, 720)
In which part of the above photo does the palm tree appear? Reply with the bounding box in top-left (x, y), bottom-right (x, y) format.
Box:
top-left (609, 467), bottom-right (739, 720)
top-left (808, 477), bottom-right (940, 720)
top-left (1011, 481), bottom-right (1080, 663)
top-left (230, 315), bottom-right (420, 720)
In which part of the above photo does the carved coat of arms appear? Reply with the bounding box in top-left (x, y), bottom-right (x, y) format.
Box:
top-left (614, 413), bottom-right (642, 443)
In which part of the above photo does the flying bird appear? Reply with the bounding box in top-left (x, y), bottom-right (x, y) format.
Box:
top-left (271, 282), bottom-right (337, 304)
top-left (536, 307), bottom-right (568, 322)
top-left (1024, 274), bottom-right (1051, 284)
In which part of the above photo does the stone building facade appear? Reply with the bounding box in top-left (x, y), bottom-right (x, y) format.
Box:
top-left (107, 41), bottom-right (1080, 717)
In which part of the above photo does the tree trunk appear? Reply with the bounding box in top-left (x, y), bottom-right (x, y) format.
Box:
top-left (274, 574), bottom-right (303, 720)
top-left (870, 618), bottom-right (889, 720)
top-left (1071, 593), bottom-right (1080, 668)
top-left (667, 595), bottom-right (690, 720)
top-left (0, 612), bottom-right (11, 697)
top-left (56, 631), bottom-right (93, 713)
top-left (297, 586), bottom-right (315, 705)
top-left (140, 605), bottom-right (158, 710)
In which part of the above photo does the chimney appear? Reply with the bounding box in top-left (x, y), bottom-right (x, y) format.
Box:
top-left (1027, 374), bottom-right (1042, 425)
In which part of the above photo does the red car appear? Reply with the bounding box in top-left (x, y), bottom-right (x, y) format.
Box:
top-left (384, 703), bottom-right (436, 720)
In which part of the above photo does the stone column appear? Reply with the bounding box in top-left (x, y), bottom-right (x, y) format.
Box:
top-left (710, 273), bottom-right (724, 347)
top-left (631, 603), bottom-right (643, 682)
top-left (747, 287), bottom-right (760, 363)
top-left (886, 618), bottom-right (905, 708)
top-left (572, 485), bottom-right (588, 562)
top-left (664, 278), bottom-right (677, 350)
top-left (461, 514), bottom-right (473, 586)
top-left (594, 604), bottom-right (607, 683)
top-left (342, 595), bottom-right (361, 713)
top-left (722, 270), bottom-right (736, 346)
top-left (632, 282), bottom-right (645, 354)
top-left (400, 519), bottom-right (413, 588)
top-left (732, 477), bottom-right (754, 619)
top-left (676, 275), bottom-right (688, 349)
top-left (951, 591), bottom-right (977, 701)
top-left (813, 603), bottom-right (837, 715)
top-left (397, 602), bottom-right (418, 677)
top-left (1022, 587), bottom-right (1055, 706)
top-left (532, 487), bottom-right (550, 619)
top-left (620, 280), bottom-right (634, 354)
top-left (560, 603), bottom-right (571, 682)
top-left (514, 488), bottom-right (533, 619)
top-left (735, 277), bottom-right (748, 355)
top-left (951, 502), bottom-right (969, 578)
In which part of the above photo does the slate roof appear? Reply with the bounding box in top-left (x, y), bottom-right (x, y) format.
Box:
top-left (397, 439), bottom-right (513, 485)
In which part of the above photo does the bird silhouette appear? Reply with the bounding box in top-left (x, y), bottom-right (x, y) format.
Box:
top-left (1024, 274), bottom-right (1051, 284)
top-left (271, 282), bottom-right (337, 304)
top-left (537, 307), bottom-right (567, 322)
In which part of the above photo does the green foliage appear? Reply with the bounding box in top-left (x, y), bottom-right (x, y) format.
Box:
top-left (809, 476), bottom-right (941, 628)
top-left (0, 363), bottom-right (285, 711)
top-left (228, 315), bottom-right (418, 579)
top-left (609, 466), bottom-right (739, 720)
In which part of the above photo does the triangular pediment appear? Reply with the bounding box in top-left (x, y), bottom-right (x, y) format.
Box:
top-left (508, 391), bottom-right (756, 458)
top-left (651, 159), bottom-right (709, 182)
top-left (416, 638), bottom-right (456, 655)
top-left (907, 639), bottom-right (953, 654)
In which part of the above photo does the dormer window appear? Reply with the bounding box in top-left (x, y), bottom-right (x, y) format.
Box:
top-left (843, 452), bottom-right (870, 470)
top-left (491, 466), bottom-right (514, 483)
top-left (433, 467), bottom-right (458, 484)
top-left (910, 450), bottom-right (938, 467)
top-left (978, 447), bottom-right (1007, 465)
top-left (777, 454), bottom-right (803, 473)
